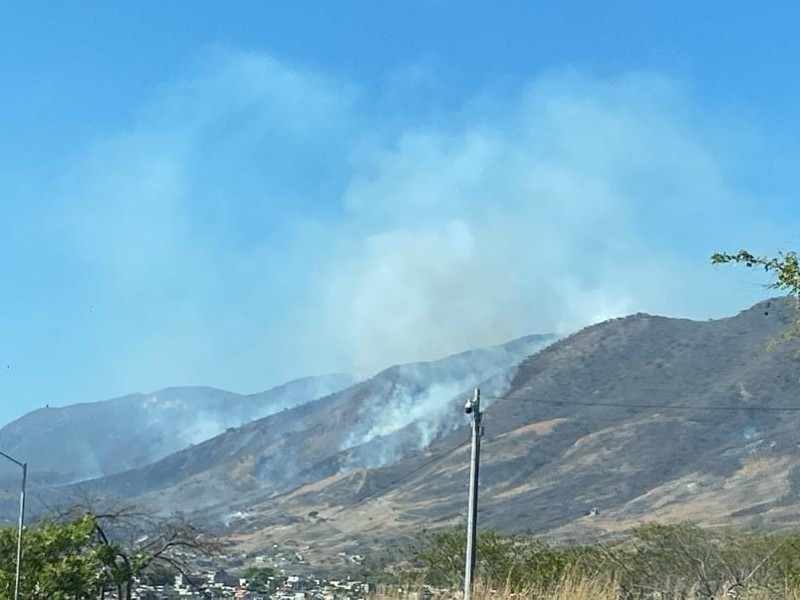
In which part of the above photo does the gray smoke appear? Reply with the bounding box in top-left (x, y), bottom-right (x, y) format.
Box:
top-left (33, 51), bottom-right (778, 419)
top-left (339, 334), bottom-right (555, 470)
top-left (140, 375), bottom-right (355, 456)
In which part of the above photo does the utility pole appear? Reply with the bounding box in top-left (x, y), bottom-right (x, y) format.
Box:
top-left (0, 450), bottom-right (27, 600)
top-left (463, 388), bottom-right (482, 600)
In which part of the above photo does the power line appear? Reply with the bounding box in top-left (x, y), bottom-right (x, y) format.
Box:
top-left (489, 397), bottom-right (800, 412)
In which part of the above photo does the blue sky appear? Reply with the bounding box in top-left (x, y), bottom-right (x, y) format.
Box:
top-left (1, 2), bottom-right (800, 425)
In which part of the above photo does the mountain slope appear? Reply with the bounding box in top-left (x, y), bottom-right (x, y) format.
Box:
top-left (0, 374), bottom-right (354, 485)
top-left (16, 298), bottom-right (800, 564)
top-left (213, 298), bottom-right (800, 562)
top-left (60, 334), bottom-right (557, 511)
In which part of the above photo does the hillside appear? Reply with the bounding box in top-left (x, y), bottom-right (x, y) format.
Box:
top-left (10, 298), bottom-right (800, 566)
top-left (212, 297), bottom-right (800, 565)
top-left (0, 374), bottom-right (354, 486)
top-left (55, 334), bottom-right (556, 513)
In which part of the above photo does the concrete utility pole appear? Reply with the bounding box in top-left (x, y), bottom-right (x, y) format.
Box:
top-left (0, 450), bottom-right (27, 600)
top-left (463, 388), bottom-right (482, 600)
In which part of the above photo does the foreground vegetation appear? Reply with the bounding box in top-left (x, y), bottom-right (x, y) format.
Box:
top-left (377, 575), bottom-right (800, 600)
top-left (378, 523), bottom-right (800, 599)
top-left (0, 506), bottom-right (212, 600)
top-left (6, 515), bottom-right (800, 598)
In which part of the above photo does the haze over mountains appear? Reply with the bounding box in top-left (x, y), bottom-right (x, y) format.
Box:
top-left (61, 333), bottom-right (555, 510)
top-left (3, 298), bottom-right (800, 562)
top-left (0, 374), bottom-right (354, 485)
top-left (217, 297), bottom-right (800, 562)
top-left (0, 332), bottom-right (556, 524)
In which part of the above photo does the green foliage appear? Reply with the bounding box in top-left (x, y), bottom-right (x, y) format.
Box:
top-left (0, 515), bottom-right (101, 600)
top-left (613, 522), bottom-right (800, 598)
top-left (408, 527), bottom-right (607, 592)
top-left (243, 566), bottom-right (277, 591)
top-left (712, 249), bottom-right (800, 341)
top-left (711, 250), bottom-right (800, 296)
top-left (0, 506), bottom-right (214, 600)
top-left (139, 565), bottom-right (177, 586)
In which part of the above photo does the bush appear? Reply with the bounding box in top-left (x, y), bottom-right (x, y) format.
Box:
top-left (616, 522), bottom-right (800, 598)
top-left (396, 523), bottom-right (800, 599)
top-left (407, 527), bottom-right (608, 593)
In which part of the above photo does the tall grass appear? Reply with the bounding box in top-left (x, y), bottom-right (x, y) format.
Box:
top-left (374, 572), bottom-right (800, 599)
top-left (390, 524), bottom-right (800, 599)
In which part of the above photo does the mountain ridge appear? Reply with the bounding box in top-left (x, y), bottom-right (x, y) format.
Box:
top-left (213, 297), bottom-right (800, 564)
top-left (5, 298), bottom-right (800, 567)
top-left (0, 373), bottom-right (355, 485)
top-left (53, 333), bottom-right (557, 513)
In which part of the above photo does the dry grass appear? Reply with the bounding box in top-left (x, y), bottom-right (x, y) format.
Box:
top-left (374, 573), bottom-right (800, 599)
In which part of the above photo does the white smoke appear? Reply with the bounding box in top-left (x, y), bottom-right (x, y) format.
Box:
top-left (341, 380), bottom-right (467, 452)
top-left (305, 72), bottom-right (783, 380)
top-left (33, 52), bottom-right (786, 414)
top-left (339, 335), bottom-right (553, 469)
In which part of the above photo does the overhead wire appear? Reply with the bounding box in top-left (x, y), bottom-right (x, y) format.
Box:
top-left (531, 398), bottom-right (800, 412)
top-left (485, 397), bottom-right (800, 412)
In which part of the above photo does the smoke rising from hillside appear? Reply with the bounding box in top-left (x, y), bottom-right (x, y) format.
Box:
top-left (339, 335), bottom-right (554, 469)
top-left (22, 50), bottom-right (789, 411)
top-left (312, 74), bottom-right (772, 377)
top-left (139, 375), bottom-right (354, 454)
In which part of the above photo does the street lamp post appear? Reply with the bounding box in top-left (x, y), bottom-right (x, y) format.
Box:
top-left (463, 388), bottom-right (482, 600)
top-left (0, 450), bottom-right (26, 600)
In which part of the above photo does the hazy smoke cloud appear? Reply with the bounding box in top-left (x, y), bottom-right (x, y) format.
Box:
top-left (303, 73), bottom-right (786, 376)
top-left (23, 51), bottom-right (788, 411)
top-left (135, 376), bottom-right (354, 464)
top-left (339, 335), bottom-right (554, 469)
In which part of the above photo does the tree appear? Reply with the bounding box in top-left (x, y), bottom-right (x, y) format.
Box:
top-left (711, 250), bottom-right (800, 297)
top-left (61, 502), bottom-right (218, 600)
top-left (712, 249), bottom-right (800, 341)
top-left (0, 503), bottom-right (217, 600)
top-left (0, 515), bottom-right (103, 600)
top-left (406, 527), bottom-right (606, 592)
top-left (242, 566), bottom-right (276, 592)
top-left (396, 524), bottom-right (800, 597)
top-left (613, 522), bottom-right (800, 598)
